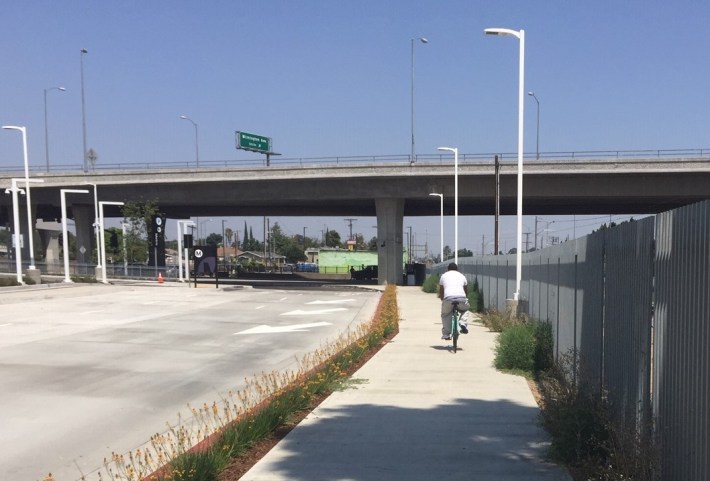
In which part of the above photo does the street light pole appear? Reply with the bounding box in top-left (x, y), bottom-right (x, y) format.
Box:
top-left (82, 182), bottom-right (101, 268)
top-left (429, 192), bottom-right (443, 263)
top-left (180, 115), bottom-right (199, 167)
top-left (177, 220), bottom-right (195, 282)
top-left (98, 201), bottom-right (124, 284)
top-left (80, 48), bottom-right (88, 172)
top-left (44, 86), bottom-right (66, 171)
top-left (528, 91), bottom-right (540, 159)
top-left (60, 189), bottom-right (90, 282)
top-left (485, 27), bottom-right (525, 301)
top-left (411, 37), bottom-right (428, 165)
top-left (5, 179), bottom-right (26, 284)
top-left (2, 126), bottom-right (43, 270)
top-left (437, 147), bottom-right (459, 264)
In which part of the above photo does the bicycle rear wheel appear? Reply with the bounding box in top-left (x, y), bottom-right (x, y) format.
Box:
top-left (452, 311), bottom-right (459, 353)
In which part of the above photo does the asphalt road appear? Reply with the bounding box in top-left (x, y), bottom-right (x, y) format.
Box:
top-left (0, 282), bottom-right (381, 481)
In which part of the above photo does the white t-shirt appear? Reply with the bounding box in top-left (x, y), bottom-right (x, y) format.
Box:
top-left (439, 270), bottom-right (468, 299)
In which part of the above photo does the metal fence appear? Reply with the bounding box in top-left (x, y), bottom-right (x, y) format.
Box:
top-left (431, 200), bottom-right (710, 480)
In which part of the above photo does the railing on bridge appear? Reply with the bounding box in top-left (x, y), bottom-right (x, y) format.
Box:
top-left (2, 148), bottom-right (709, 174)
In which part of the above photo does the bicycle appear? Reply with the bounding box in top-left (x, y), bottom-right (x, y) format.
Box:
top-left (450, 301), bottom-right (461, 353)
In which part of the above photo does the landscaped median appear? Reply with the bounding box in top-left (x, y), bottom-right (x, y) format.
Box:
top-left (44, 284), bottom-right (398, 481)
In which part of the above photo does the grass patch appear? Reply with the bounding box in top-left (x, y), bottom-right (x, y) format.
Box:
top-left (89, 284), bottom-right (400, 481)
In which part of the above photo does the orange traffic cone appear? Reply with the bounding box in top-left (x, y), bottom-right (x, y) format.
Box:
top-left (158, 272), bottom-right (164, 284)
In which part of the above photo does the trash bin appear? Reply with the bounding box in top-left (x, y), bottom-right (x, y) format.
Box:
top-left (413, 263), bottom-right (427, 285)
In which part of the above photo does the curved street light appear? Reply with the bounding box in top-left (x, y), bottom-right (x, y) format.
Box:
top-left (2, 125), bottom-right (43, 271)
top-left (44, 86), bottom-right (66, 171)
top-left (437, 147), bottom-right (459, 264)
top-left (180, 115), bottom-right (200, 167)
top-left (485, 27), bottom-right (525, 301)
top-left (411, 37), bottom-right (428, 165)
top-left (429, 192), bottom-right (443, 263)
top-left (80, 48), bottom-right (88, 172)
top-left (528, 91), bottom-right (540, 160)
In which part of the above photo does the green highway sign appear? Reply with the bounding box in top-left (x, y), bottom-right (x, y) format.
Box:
top-left (236, 131), bottom-right (271, 153)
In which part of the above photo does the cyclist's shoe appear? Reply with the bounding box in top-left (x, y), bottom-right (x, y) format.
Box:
top-left (441, 335), bottom-right (451, 340)
top-left (460, 325), bottom-right (468, 334)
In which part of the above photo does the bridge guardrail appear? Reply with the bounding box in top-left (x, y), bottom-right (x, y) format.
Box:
top-left (1, 148), bottom-right (709, 174)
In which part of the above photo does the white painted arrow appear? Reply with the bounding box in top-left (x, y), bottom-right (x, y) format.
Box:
top-left (306, 299), bottom-right (356, 305)
top-left (235, 321), bottom-right (332, 335)
top-left (280, 308), bottom-right (347, 316)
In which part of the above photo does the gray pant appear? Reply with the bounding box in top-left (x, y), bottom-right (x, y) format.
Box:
top-left (441, 297), bottom-right (470, 336)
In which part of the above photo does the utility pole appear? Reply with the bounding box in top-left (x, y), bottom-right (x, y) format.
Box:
top-left (344, 218), bottom-right (357, 241)
top-left (482, 234), bottom-right (485, 256)
top-left (534, 216), bottom-right (539, 251)
top-left (524, 232), bottom-right (531, 253)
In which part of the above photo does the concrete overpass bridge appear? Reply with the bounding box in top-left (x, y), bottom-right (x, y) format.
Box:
top-left (2, 150), bottom-right (710, 284)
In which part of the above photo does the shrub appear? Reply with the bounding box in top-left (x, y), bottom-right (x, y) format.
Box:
top-left (533, 321), bottom-right (554, 372)
top-left (481, 309), bottom-right (525, 332)
top-left (468, 279), bottom-right (484, 312)
top-left (0, 277), bottom-right (20, 287)
top-left (537, 351), bottom-right (658, 480)
top-left (494, 323), bottom-right (536, 372)
top-left (421, 274), bottom-right (439, 294)
top-left (538, 354), bottom-right (611, 466)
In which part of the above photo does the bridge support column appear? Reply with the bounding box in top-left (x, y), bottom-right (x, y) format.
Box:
top-left (376, 198), bottom-right (404, 285)
top-left (72, 204), bottom-right (95, 267)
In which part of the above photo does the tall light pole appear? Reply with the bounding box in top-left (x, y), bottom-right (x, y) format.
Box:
top-left (60, 189), bottom-right (89, 282)
top-left (180, 115), bottom-right (199, 167)
top-left (44, 86), bottom-right (66, 171)
top-left (221, 219), bottom-right (226, 262)
top-left (411, 37), bottom-right (428, 165)
top-left (83, 182), bottom-right (101, 268)
top-left (3, 126), bottom-right (42, 270)
top-left (80, 48), bottom-right (88, 172)
top-left (98, 201), bottom-right (124, 283)
top-left (437, 147), bottom-right (458, 264)
top-left (485, 27), bottom-right (525, 301)
top-left (5, 179), bottom-right (26, 284)
top-left (528, 91), bottom-right (540, 159)
top-left (177, 220), bottom-right (195, 282)
top-left (429, 192), bottom-right (443, 263)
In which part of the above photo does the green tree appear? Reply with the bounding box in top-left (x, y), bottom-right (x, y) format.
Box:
top-left (121, 200), bottom-right (158, 263)
top-left (457, 248), bottom-right (473, 258)
top-left (443, 245), bottom-right (453, 261)
top-left (325, 229), bottom-right (342, 248)
top-left (281, 243), bottom-right (307, 263)
top-left (368, 236), bottom-right (378, 250)
top-left (205, 233), bottom-right (223, 246)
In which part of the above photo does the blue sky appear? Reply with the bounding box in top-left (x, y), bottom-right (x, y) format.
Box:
top-left (1, 1), bottom-right (708, 254)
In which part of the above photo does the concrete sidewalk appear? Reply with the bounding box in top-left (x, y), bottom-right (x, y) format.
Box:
top-left (239, 286), bottom-right (571, 481)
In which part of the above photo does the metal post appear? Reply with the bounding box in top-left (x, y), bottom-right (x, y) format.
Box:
top-left (60, 189), bottom-right (90, 282)
top-left (99, 201), bottom-right (124, 283)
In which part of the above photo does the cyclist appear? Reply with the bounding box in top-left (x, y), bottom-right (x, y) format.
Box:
top-left (438, 262), bottom-right (470, 340)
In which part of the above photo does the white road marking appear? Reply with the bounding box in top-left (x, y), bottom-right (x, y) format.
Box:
top-left (280, 308), bottom-right (347, 316)
top-left (234, 321), bottom-right (332, 335)
top-left (279, 297), bottom-right (288, 301)
top-left (255, 305), bottom-right (265, 310)
top-left (306, 299), bottom-right (356, 305)
top-left (0, 323), bottom-right (12, 328)
top-left (80, 310), bottom-right (105, 315)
